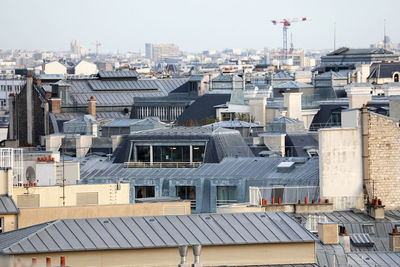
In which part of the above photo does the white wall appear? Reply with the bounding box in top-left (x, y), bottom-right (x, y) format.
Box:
top-left (43, 61), bottom-right (67, 75)
top-left (75, 60), bottom-right (98, 75)
top-left (319, 126), bottom-right (363, 210)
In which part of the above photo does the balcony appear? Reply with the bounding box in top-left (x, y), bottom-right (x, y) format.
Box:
top-left (124, 162), bottom-right (202, 168)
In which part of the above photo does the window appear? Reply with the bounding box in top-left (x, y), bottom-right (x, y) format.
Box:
top-left (272, 186), bottom-right (284, 203)
top-left (0, 217), bottom-right (3, 233)
top-left (153, 146), bottom-right (190, 162)
top-left (135, 186), bottom-right (155, 199)
top-left (362, 224), bottom-right (375, 235)
top-left (136, 146), bottom-right (150, 162)
top-left (192, 146), bottom-right (205, 162)
top-left (395, 73), bottom-right (399, 83)
top-left (216, 186), bottom-right (237, 206)
top-left (176, 186), bottom-right (196, 210)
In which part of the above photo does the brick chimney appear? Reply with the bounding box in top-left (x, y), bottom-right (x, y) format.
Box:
top-left (389, 228), bottom-right (400, 251)
top-left (88, 96), bottom-right (96, 119)
top-left (50, 98), bottom-right (61, 115)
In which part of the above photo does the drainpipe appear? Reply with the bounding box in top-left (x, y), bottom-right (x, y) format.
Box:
top-left (361, 104), bottom-right (370, 205)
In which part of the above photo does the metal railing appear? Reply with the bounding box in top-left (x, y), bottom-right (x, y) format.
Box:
top-left (124, 162), bottom-right (202, 168)
top-left (249, 186), bottom-right (320, 205)
top-left (216, 199), bottom-right (237, 206)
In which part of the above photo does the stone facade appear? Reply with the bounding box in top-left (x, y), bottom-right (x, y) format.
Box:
top-left (365, 111), bottom-right (400, 209)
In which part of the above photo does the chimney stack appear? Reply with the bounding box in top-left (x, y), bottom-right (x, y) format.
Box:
top-left (318, 222), bottom-right (339, 245)
top-left (389, 228), bottom-right (400, 251)
top-left (88, 96), bottom-right (96, 119)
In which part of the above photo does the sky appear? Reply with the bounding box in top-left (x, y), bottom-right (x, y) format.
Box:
top-left (1, 0), bottom-right (399, 53)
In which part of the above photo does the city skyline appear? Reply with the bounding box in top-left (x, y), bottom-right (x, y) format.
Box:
top-left (1, 0), bottom-right (400, 53)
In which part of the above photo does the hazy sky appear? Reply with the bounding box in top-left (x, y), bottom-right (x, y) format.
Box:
top-left (1, 0), bottom-right (399, 53)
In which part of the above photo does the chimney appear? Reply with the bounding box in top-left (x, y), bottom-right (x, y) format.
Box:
top-left (368, 198), bottom-right (385, 219)
top-left (339, 226), bottom-right (351, 253)
top-left (249, 97), bottom-right (267, 125)
top-left (178, 246), bottom-right (189, 267)
top-left (88, 96), bottom-right (96, 119)
top-left (389, 96), bottom-right (400, 120)
top-left (44, 100), bottom-right (49, 136)
top-left (318, 222), bottom-right (339, 245)
top-left (8, 93), bottom-right (15, 139)
top-left (192, 245), bottom-right (202, 267)
top-left (26, 74), bottom-right (34, 144)
top-left (389, 228), bottom-right (400, 251)
top-left (50, 98), bottom-right (61, 115)
top-left (283, 92), bottom-right (303, 120)
top-left (345, 84), bottom-right (372, 109)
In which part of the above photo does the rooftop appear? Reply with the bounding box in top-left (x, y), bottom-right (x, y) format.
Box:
top-left (0, 212), bottom-right (316, 255)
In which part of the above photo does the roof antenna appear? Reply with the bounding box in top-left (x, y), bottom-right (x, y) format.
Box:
top-left (333, 22), bottom-right (336, 51)
top-left (383, 19), bottom-right (387, 51)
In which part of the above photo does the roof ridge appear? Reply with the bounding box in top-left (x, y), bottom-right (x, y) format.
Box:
top-left (4, 220), bottom-right (60, 252)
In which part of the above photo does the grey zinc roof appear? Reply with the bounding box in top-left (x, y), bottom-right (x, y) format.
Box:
top-left (64, 78), bottom-right (187, 106)
top-left (347, 252), bottom-right (400, 266)
top-left (0, 195), bottom-right (18, 215)
top-left (98, 70), bottom-right (139, 78)
top-left (102, 119), bottom-right (140, 128)
top-left (274, 81), bottom-right (313, 89)
top-left (0, 212), bottom-right (317, 255)
top-left (202, 120), bottom-right (263, 128)
top-left (81, 157), bottom-right (318, 186)
top-left (273, 72), bottom-right (293, 80)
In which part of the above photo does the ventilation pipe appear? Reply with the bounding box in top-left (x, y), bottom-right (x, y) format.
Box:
top-left (178, 246), bottom-right (189, 267)
top-left (192, 245), bottom-right (202, 267)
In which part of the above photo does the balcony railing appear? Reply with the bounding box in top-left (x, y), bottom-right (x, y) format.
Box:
top-left (124, 162), bottom-right (202, 168)
top-left (216, 199), bottom-right (237, 206)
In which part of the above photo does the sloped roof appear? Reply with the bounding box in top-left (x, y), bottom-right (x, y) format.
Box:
top-left (0, 212), bottom-right (317, 255)
top-left (203, 120), bottom-right (263, 128)
top-left (213, 74), bottom-right (242, 82)
top-left (368, 62), bottom-right (400, 79)
top-left (0, 195), bottom-right (18, 215)
top-left (273, 72), bottom-right (293, 80)
top-left (81, 157), bottom-right (318, 186)
top-left (274, 81), bottom-right (313, 89)
top-left (177, 94), bottom-right (231, 125)
top-left (327, 47), bottom-right (394, 56)
top-left (98, 70), bottom-right (139, 79)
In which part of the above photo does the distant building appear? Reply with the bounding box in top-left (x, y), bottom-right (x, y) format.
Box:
top-left (317, 47), bottom-right (400, 73)
top-left (70, 40), bottom-right (85, 56)
top-left (145, 43), bottom-right (180, 63)
top-left (74, 60), bottom-right (98, 76)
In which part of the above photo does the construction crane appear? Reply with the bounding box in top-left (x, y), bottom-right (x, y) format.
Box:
top-left (95, 41), bottom-right (102, 56)
top-left (271, 17), bottom-right (307, 60)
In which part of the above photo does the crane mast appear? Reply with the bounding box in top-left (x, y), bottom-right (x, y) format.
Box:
top-left (272, 17), bottom-right (307, 60)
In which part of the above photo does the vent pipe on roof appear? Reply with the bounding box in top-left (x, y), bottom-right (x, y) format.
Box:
top-left (192, 245), bottom-right (202, 267)
top-left (178, 246), bottom-right (189, 267)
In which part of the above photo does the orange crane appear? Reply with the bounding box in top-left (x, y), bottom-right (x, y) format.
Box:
top-left (271, 17), bottom-right (307, 60)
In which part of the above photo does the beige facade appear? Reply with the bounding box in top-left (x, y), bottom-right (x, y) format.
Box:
top-left (362, 110), bottom-right (400, 209)
top-left (17, 202), bottom-right (190, 229)
top-left (8, 242), bottom-right (316, 267)
top-left (13, 183), bottom-right (130, 208)
top-left (1, 214), bottom-right (17, 232)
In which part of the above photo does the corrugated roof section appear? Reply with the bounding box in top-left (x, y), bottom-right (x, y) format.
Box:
top-left (350, 233), bottom-right (375, 247)
top-left (0, 212), bottom-right (316, 255)
top-left (0, 195), bottom-right (18, 215)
